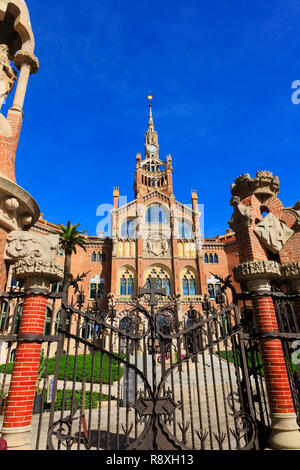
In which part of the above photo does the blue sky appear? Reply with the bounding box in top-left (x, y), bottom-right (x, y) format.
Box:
top-left (6, 0), bottom-right (300, 237)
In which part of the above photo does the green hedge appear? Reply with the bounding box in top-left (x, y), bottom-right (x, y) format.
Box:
top-left (0, 352), bottom-right (124, 384)
top-left (51, 390), bottom-right (109, 411)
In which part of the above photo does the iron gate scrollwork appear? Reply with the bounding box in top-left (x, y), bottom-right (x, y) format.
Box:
top-left (46, 275), bottom-right (263, 450)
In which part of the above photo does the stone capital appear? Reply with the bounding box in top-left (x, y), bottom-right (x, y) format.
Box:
top-left (233, 260), bottom-right (281, 284)
top-left (230, 170), bottom-right (280, 200)
top-left (281, 262), bottom-right (300, 280)
top-left (4, 231), bottom-right (63, 289)
top-left (14, 50), bottom-right (39, 75)
top-left (281, 262), bottom-right (300, 294)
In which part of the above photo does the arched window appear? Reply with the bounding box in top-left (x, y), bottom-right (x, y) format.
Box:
top-left (119, 270), bottom-right (135, 296)
top-left (182, 277), bottom-right (189, 296)
top-left (207, 284), bottom-right (215, 299)
top-left (91, 252), bottom-right (97, 262)
top-left (55, 310), bottom-right (61, 334)
top-left (13, 304), bottom-right (23, 334)
top-left (121, 219), bottom-right (135, 238)
top-left (145, 205), bottom-right (168, 225)
top-left (82, 318), bottom-right (93, 339)
top-left (0, 301), bottom-right (9, 333)
top-left (127, 275), bottom-right (134, 296)
top-left (214, 253), bottom-right (219, 264)
top-left (55, 310), bottom-right (70, 334)
top-left (145, 267), bottom-right (171, 296)
top-left (10, 349), bottom-right (16, 362)
top-left (209, 253), bottom-right (214, 264)
top-left (97, 252), bottom-right (102, 262)
top-left (120, 276), bottom-right (126, 295)
top-left (182, 270), bottom-right (196, 295)
top-left (51, 281), bottom-right (63, 293)
top-left (44, 307), bottom-right (52, 335)
top-left (204, 254), bottom-right (209, 264)
top-left (162, 276), bottom-right (171, 295)
top-left (178, 221), bottom-right (192, 239)
top-left (207, 282), bottom-right (221, 299)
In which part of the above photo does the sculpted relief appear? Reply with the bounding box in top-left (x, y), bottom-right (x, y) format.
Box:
top-left (145, 233), bottom-right (170, 257)
top-left (254, 213), bottom-right (294, 254)
top-left (0, 44), bottom-right (17, 101)
top-left (5, 231), bottom-right (59, 262)
top-left (4, 231), bottom-right (63, 283)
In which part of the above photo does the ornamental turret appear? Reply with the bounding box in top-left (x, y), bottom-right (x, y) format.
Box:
top-left (134, 95), bottom-right (173, 198)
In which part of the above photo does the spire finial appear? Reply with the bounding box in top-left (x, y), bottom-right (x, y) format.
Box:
top-left (146, 93), bottom-right (154, 127)
top-left (147, 93), bottom-right (154, 107)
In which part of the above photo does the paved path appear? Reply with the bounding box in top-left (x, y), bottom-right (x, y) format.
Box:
top-left (0, 352), bottom-right (267, 450)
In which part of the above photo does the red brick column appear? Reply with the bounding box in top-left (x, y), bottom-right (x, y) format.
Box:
top-left (1, 293), bottom-right (48, 448)
top-left (251, 294), bottom-right (295, 415)
top-left (0, 231), bottom-right (63, 450)
top-left (234, 263), bottom-right (300, 449)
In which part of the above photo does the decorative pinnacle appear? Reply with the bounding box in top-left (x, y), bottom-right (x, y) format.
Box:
top-left (147, 94), bottom-right (154, 127)
top-left (147, 94), bottom-right (154, 107)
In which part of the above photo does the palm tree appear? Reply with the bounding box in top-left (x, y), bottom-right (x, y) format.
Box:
top-left (54, 221), bottom-right (87, 288)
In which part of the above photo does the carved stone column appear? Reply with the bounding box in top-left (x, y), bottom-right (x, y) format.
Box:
top-left (0, 231), bottom-right (63, 450)
top-left (234, 260), bottom-right (300, 449)
top-left (11, 50), bottom-right (39, 114)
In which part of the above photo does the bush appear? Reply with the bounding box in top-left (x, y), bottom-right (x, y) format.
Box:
top-left (51, 390), bottom-right (109, 411)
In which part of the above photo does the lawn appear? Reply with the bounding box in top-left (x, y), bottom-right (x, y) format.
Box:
top-left (0, 352), bottom-right (124, 384)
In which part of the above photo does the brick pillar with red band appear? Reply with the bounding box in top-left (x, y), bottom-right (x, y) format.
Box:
top-left (230, 171), bottom-right (300, 449)
top-left (2, 294), bottom-right (48, 444)
top-left (0, 231), bottom-right (63, 450)
top-left (234, 264), bottom-right (300, 449)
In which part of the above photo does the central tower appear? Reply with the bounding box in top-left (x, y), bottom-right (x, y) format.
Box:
top-left (134, 95), bottom-right (173, 198)
top-left (110, 96), bottom-right (205, 316)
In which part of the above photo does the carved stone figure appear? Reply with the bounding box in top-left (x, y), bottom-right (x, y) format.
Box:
top-left (228, 195), bottom-right (254, 231)
top-left (254, 213), bottom-right (294, 254)
top-left (0, 44), bottom-right (17, 100)
top-left (5, 231), bottom-right (59, 262)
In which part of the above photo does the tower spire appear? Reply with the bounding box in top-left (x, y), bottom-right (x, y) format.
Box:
top-left (145, 94), bottom-right (158, 157)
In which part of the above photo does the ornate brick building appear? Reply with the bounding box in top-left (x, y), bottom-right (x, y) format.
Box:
top-left (23, 98), bottom-right (239, 317)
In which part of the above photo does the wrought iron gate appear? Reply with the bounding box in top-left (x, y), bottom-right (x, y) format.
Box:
top-left (44, 276), bottom-right (271, 451)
